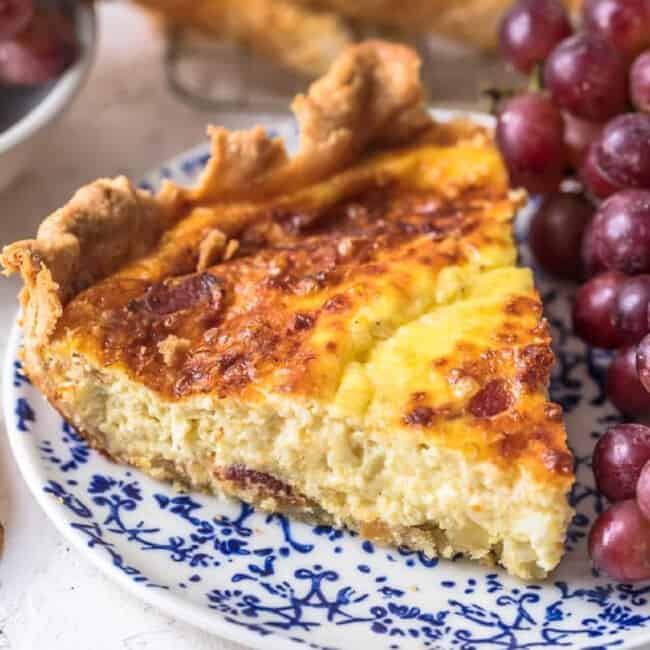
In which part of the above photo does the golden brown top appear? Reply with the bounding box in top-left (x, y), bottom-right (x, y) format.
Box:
top-left (54, 122), bottom-right (570, 485)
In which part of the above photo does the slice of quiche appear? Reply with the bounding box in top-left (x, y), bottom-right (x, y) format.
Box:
top-left (2, 40), bottom-right (574, 579)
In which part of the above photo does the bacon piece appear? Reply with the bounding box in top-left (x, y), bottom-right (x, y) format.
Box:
top-left (130, 272), bottom-right (223, 316)
top-left (468, 379), bottom-right (512, 418)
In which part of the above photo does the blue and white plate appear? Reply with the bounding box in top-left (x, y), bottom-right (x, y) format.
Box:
top-left (5, 112), bottom-right (650, 650)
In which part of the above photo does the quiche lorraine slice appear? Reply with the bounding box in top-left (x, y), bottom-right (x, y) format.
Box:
top-left (2, 41), bottom-right (574, 579)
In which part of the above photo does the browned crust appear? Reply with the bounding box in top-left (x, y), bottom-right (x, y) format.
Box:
top-left (185, 39), bottom-right (429, 203)
top-left (2, 178), bottom-right (175, 346)
top-left (1, 40), bottom-right (430, 369)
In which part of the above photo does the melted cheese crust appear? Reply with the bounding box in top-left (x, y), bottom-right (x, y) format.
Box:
top-left (50, 121), bottom-right (571, 490)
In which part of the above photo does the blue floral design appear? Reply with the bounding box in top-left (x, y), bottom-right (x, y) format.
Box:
top-left (180, 152), bottom-right (211, 177)
top-left (15, 396), bottom-right (35, 432)
top-left (13, 360), bottom-right (30, 387)
top-left (35, 466), bottom-right (650, 649)
top-left (40, 421), bottom-right (90, 472)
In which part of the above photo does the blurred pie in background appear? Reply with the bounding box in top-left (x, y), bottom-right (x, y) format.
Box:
top-left (135, 0), bottom-right (582, 79)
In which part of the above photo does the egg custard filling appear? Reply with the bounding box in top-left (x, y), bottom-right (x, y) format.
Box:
top-left (2, 40), bottom-right (573, 580)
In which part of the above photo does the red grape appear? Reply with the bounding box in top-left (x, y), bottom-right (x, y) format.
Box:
top-left (499, 0), bottom-right (572, 74)
top-left (581, 218), bottom-right (608, 277)
top-left (593, 424), bottom-right (650, 500)
top-left (614, 275), bottom-right (650, 344)
top-left (0, 10), bottom-right (77, 86)
top-left (583, 0), bottom-right (650, 61)
top-left (631, 50), bottom-right (650, 113)
top-left (589, 190), bottom-right (650, 275)
top-left (564, 112), bottom-right (604, 169)
top-left (544, 33), bottom-right (628, 122)
top-left (606, 345), bottom-right (650, 417)
top-left (597, 114), bottom-right (650, 191)
top-left (496, 92), bottom-right (566, 194)
top-left (589, 499), bottom-right (650, 581)
top-left (636, 333), bottom-right (650, 392)
top-left (573, 271), bottom-right (626, 348)
top-left (528, 192), bottom-right (594, 279)
top-left (0, 0), bottom-right (32, 40)
top-left (580, 140), bottom-right (621, 199)
top-left (637, 460), bottom-right (650, 521)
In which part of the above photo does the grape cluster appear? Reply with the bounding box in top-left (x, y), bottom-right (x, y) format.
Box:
top-left (499, 0), bottom-right (650, 581)
top-left (0, 0), bottom-right (78, 86)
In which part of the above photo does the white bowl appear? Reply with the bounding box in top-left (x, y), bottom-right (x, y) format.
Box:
top-left (0, 4), bottom-right (97, 192)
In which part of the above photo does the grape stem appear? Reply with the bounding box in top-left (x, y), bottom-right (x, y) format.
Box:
top-left (482, 86), bottom-right (517, 116)
top-left (528, 63), bottom-right (544, 92)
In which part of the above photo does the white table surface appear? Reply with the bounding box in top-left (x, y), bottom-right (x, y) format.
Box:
top-left (0, 5), bottom-right (281, 649)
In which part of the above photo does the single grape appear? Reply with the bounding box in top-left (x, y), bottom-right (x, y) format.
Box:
top-left (631, 50), bottom-right (650, 113)
top-left (564, 112), bottom-right (604, 169)
top-left (581, 218), bottom-right (608, 277)
top-left (573, 271), bottom-right (626, 348)
top-left (583, 0), bottom-right (650, 61)
top-left (606, 345), bottom-right (650, 417)
top-left (580, 140), bottom-right (621, 199)
top-left (589, 500), bottom-right (650, 581)
top-left (0, 0), bottom-right (33, 41)
top-left (589, 190), bottom-right (650, 275)
top-left (597, 114), bottom-right (650, 190)
top-left (593, 424), bottom-right (650, 500)
top-left (636, 332), bottom-right (650, 392)
top-left (637, 460), bottom-right (650, 521)
top-left (499, 0), bottom-right (572, 74)
top-left (528, 192), bottom-right (594, 279)
top-left (0, 10), bottom-right (77, 86)
top-left (544, 33), bottom-right (628, 121)
top-left (496, 92), bottom-right (566, 194)
top-left (614, 275), bottom-right (650, 343)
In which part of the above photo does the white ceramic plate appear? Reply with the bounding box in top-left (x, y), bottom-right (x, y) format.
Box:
top-left (5, 112), bottom-right (650, 650)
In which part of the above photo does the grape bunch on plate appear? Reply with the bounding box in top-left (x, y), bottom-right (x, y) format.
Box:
top-left (0, 0), bottom-right (78, 86)
top-left (499, 0), bottom-right (650, 581)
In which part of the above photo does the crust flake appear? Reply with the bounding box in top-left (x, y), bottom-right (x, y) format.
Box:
top-left (185, 40), bottom-right (430, 202)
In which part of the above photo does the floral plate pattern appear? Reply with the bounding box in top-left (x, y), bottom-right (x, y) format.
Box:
top-left (4, 112), bottom-right (650, 650)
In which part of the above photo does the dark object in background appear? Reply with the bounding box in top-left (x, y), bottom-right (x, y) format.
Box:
top-left (0, 0), bottom-right (79, 86)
